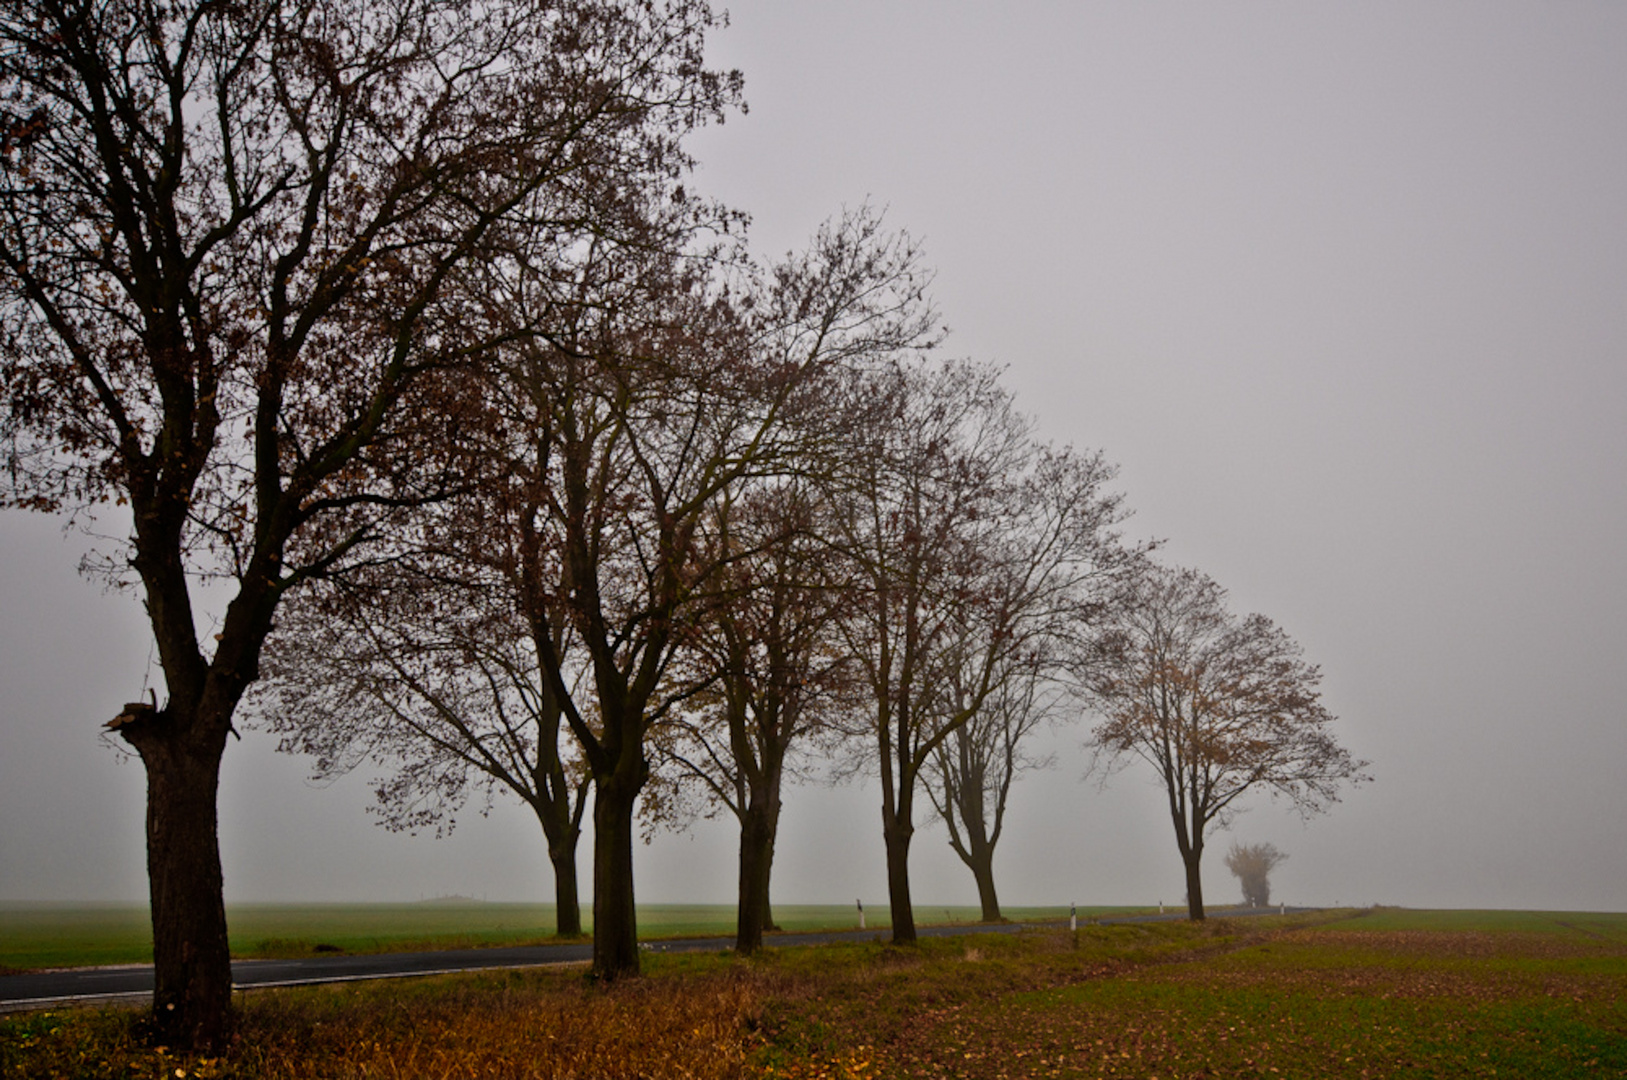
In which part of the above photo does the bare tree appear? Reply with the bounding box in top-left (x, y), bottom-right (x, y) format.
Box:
top-left (0, 0), bottom-right (737, 1046)
top-left (650, 480), bottom-right (856, 954)
top-left (1225, 841), bottom-right (1288, 908)
top-left (923, 654), bottom-right (1055, 924)
top-left (473, 209), bottom-right (936, 979)
top-left (255, 531), bottom-right (594, 935)
top-left (1080, 563), bottom-right (1370, 921)
top-left (921, 448), bottom-right (1135, 923)
top-left (832, 362), bottom-right (1132, 945)
top-left (256, 190), bottom-right (744, 944)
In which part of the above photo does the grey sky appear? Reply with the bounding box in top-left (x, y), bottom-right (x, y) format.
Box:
top-left (4, 2), bottom-right (1625, 914)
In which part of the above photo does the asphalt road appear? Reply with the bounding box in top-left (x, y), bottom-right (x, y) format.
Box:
top-left (1, 905), bottom-right (1311, 1012)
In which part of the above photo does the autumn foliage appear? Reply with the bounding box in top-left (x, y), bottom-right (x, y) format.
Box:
top-left (4, 0), bottom-right (1375, 1053)
top-left (1081, 563), bottom-right (1369, 919)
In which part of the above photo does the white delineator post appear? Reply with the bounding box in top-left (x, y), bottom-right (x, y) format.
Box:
top-left (1070, 903), bottom-right (1077, 932)
top-left (857, 899), bottom-right (865, 930)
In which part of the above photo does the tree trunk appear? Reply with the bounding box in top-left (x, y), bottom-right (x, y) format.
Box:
top-left (1183, 850), bottom-right (1206, 922)
top-left (533, 795), bottom-right (584, 938)
top-left (948, 792), bottom-right (1004, 923)
top-left (121, 708), bottom-right (233, 1051)
top-left (734, 802), bottom-right (774, 954)
top-left (970, 846), bottom-right (1002, 923)
top-left (759, 816), bottom-right (781, 933)
top-left (590, 775), bottom-right (640, 979)
top-left (758, 766), bottom-right (783, 934)
top-left (1169, 798), bottom-right (1205, 922)
top-left (735, 747), bottom-right (786, 952)
top-left (883, 815), bottom-right (916, 944)
top-left (549, 838), bottom-right (583, 938)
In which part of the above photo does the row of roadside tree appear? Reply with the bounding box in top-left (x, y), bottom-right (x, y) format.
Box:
top-left (0, 0), bottom-right (1365, 1053)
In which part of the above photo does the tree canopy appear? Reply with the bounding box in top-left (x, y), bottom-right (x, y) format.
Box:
top-left (1080, 563), bottom-right (1369, 920)
top-left (1, 0), bottom-right (739, 1046)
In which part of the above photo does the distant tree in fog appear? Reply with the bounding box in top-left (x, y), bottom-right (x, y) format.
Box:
top-left (1079, 563), bottom-right (1369, 921)
top-left (1225, 841), bottom-right (1288, 907)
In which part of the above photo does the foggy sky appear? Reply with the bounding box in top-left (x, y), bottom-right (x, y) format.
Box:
top-left (4, 1), bottom-right (1625, 914)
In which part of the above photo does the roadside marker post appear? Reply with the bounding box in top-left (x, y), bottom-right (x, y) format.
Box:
top-left (857, 899), bottom-right (865, 930)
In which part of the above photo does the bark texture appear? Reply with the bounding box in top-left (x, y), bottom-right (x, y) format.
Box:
top-left (883, 813), bottom-right (918, 944)
top-left (590, 771), bottom-right (643, 978)
top-left (1174, 810), bottom-right (1207, 921)
top-left (1183, 852), bottom-right (1207, 922)
top-left (734, 800), bottom-right (779, 954)
top-left (539, 805), bottom-right (585, 937)
top-left (971, 848), bottom-right (1002, 924)
top-left (113, 703), bottom-right (234, 1049)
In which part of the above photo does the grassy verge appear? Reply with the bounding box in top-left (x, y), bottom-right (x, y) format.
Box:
top-left (7, 909), bottom-right (1622, 1078)
top-left (0, 902), bottom-right (1124, 969)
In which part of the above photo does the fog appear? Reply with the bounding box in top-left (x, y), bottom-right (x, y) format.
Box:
top-left (4, 1), bottom-right (1625, 914)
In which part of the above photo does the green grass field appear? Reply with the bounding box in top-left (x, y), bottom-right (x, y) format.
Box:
top-left (8, 902), bottom-right (1617, 973)
top-left (6, 908), bottom-right (1625, 1078)
top-left (745, 907), bottom-right (1627, 1078)
top-left (0, 901), bottom-right (1128, 970)
top-left (1332, 906), bottom-right (1627, 941)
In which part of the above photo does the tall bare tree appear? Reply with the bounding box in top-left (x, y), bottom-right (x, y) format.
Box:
top-left (832, 362), bottom-right (1132, 944)
top-left (651, 480), bottom-right (856, 954)
top-left (256, 194), bottom-right (741, 943)
top-left (0, 0), bottom-right (737, 1046)
top-left (923, 653), bottom-right (1055, 924)
top-left (255, 533), bottom-right (594, 935)
top-left (474, 209), bottom-right (936, 979)
top-left (919, 448), bottom-right (1134, 923)
top-left (1080, 563), bottom-right (1370, 921)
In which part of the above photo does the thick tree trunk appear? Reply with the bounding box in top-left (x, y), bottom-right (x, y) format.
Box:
top-left (549, 839), bottom-right (583, 938)
top-left (120, 707), bottom-right (233, 1051)
top-left (883, 815), bottom-right (916, 944)
top-left (1184, 851), bottom-right (1206, 922)
top-left (590, 775), bottom-right (640, 979)
top-left (734, 803), bottom-right (774, 954)
top-left (735, 757), bottom-right (785, 953)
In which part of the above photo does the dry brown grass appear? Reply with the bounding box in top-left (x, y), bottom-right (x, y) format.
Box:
top-left (5, 965), bottom-right (770, 1079)
top-left (244, 974), bottom-right (760, 1078)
